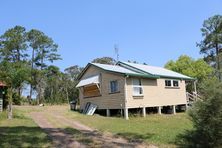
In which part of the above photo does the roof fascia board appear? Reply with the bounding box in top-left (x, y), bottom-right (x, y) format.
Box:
top-left (159, 75), bottom-right (196, 81)
top-left (77, 63), bottom-right (91, 80)
top-left (78, 63), bottom-right (127, 80)
top-left (125, 73), bottom-right (159, 79)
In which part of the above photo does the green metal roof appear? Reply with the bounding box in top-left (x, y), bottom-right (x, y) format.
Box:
top-left (77, 61), bottom-right (195, 81)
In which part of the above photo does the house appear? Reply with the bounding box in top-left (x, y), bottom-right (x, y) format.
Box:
top-left (76, 61), bottom-right (196, 119)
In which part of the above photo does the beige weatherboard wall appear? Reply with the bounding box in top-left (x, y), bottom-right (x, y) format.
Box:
top-left (77, 65), bottom-right (126, 110)
top-left (125, 78), bottom-right (187, 108)
top-left (76, 61), bottom-right (195, 119)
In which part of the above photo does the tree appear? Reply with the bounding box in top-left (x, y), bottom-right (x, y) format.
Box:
top-left (64, 65), bottom-right (83, 103)
top-left (165, 55), bottom-right (213, 91)
top-left (127, 60), bottom-right (139, 64)
top-left (27, 29), bottom-right (61, 104)
top-left (42, 65), bottom-right (83, 104)
top-left (44, 65), bottom-right (63, 104)
top-left (197, 15), bottom-right (222, 80)
top-left (0, 26), bottom-right (28, 62)
top-left (64, 65), bottom-right (83, 81)
top-left (0, 25), bottom-right (28, 100)
top-left (26, 29), bottom-right (43, 102)
top-left (178, 79), bottom-right (222, 147)
top-left (0, 26), bottom-right (62, 107)
top-left (0, 61), bottom-right (29, 119)
top-left (92, 57), bottom-right (116, 65)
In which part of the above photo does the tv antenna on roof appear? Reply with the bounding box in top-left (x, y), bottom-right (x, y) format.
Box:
top-left (114, 44), bottom-right (119, 62)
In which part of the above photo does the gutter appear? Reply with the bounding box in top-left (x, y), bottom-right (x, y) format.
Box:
top-left (158, 75), bottom-right (196, 81)
top-left (125, 73), bottom-right (159, 79)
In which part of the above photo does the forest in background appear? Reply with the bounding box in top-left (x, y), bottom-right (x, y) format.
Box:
top-left (1, 14), bottom-right (222, 147)
top-left (0, 15), bottom-right (221, 106)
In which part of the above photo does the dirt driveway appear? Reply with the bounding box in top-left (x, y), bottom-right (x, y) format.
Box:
top-left (27, 106), bottom-right (151, 148)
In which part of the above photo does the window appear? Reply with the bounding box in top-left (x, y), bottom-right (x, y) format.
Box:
top-left (165, 80), bottom-right (171, 87)
top-left (132, 79), bottom-right (143, 96)
top-left (83, 85), bottom-right (101, 98)
top-left (173, 80), bottom-right (179, 87)
top-left (165, 80), bottom-right (179, 88)
top-left (110, 80), bottom-right (119, 93)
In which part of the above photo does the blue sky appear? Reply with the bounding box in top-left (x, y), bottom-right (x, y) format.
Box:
top-left (1, 1), bottom-right (222, 70)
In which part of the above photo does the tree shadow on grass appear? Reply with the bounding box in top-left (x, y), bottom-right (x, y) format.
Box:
top-left (0, 126), bottom-right (146, 148)
top-left (0, 126), bottom-right (95, 148)
top-left (173, 129), bottom-right (207, 148)
top-left (64, 127), bottom-right (95, 146)
top-left (115, 132), bottom-right (155, 143)
top-left (0, 126), bottom-right (52, 148)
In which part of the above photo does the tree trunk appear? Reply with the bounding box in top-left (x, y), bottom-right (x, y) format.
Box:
top-left (16, 48), bottom-right (21, 62)
top-left (216, 44), bottom-right (221, 81)
top-left (39, 50), bottom-right (44, 104)
top-left (7, 103), bottom-right (12, 119)
top-left (17, 85), bottom-right (22, 101)
top-left (66, 85), bottom-right (69, 104)
top-left (7, 88), bottom-right (13, 119)
top-left (51, 87), bottom-right (53, 103)
top-left (29, 85), bottom-right (33, 104)
top-left (16, 47), bottom-right (22, 102)
top-left (29, 48), bottom-right (35, 104)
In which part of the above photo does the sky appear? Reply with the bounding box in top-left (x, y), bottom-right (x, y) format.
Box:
top-left (1, 0), bottom-right (222, 70)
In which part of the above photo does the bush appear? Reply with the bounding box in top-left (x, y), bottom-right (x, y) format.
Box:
top-left (178, 79), bottom-right (222, 147)
top-left (12, 93), bottom-right (21, 105)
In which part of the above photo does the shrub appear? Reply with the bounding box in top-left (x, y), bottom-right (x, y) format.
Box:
top-left (178, 79), bottom-right (222, 147)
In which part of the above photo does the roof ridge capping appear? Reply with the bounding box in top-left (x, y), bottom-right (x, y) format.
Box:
top-left (117, 61), bottom-right (195, 80)
top-left (116, 61), bottom-right (158, 76)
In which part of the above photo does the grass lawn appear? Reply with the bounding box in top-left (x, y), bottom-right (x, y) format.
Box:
top-left (66, 110), bottom-right (193, 147)
top-left (0, 108), bottom-right (52, 148)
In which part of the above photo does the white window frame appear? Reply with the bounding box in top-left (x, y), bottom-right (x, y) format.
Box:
top-left (110, 80), bottom-right (119, 93)
top-left (165, 79), bottom-right (179, 88)
top-left (132, 79), bottom-right (143, 96)
top-left (165, 80), bottom-right (172, 87)
top-left (173, 80), bottom-right (179, 87)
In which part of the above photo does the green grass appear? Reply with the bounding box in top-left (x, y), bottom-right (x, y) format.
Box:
top-left (0, 106), bottom-right (193, 147)
top-left (66, 111), bottom-right (193, 147)
top-left (0, 108), bottom-right (52, 148)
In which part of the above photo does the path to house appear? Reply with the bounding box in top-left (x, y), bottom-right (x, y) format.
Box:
top-left (27, 106), bottom-right (152, 148)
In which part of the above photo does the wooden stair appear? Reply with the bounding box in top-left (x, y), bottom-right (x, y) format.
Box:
top-left (186, 92), bottom-right (202, 107)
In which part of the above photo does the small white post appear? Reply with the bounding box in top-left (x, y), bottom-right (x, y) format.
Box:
top-left (142, 107), bottom-right (146, 117)
top-left (185, 103), bottom-right (188, 111)
top-left (124, 107), bottom-right (129, 120)
top-left (172, 105), bottom-right (176, 114)
top-left (158, 106), bottom-right (162, 115)
top-left (194, 80), bottom-right (197, 94)
top-left (106, 109), bottom-right (110, 117)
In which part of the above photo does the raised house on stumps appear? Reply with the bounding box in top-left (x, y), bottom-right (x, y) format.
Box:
top-left (76, 61), bottom-right (196, 119)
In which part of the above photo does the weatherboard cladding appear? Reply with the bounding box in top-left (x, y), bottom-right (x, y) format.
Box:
top-left (78, 61), bottom-right (189, 110)
top-left (79, 66), bottom-right (125, 109)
